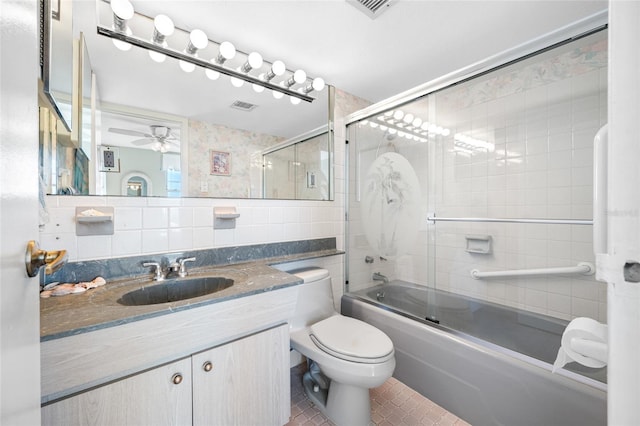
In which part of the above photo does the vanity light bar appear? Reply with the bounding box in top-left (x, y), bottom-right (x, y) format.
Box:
top-left (97, 26), bottom-right (315, 103)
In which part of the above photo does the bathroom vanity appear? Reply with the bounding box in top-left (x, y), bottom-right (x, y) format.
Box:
top-left (40, 262), bottom-right (306, 425)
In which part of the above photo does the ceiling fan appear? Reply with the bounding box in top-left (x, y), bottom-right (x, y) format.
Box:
top-left (108, 125), bottom-right (180, 152)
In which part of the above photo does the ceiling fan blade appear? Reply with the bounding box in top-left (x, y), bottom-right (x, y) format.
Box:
top-left (131, 138), bottom-right (156, 146)
top-left (108, 128), bottom-right (152, 138)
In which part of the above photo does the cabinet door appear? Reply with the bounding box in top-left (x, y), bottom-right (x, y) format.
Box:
top-left (192, 324), bottom-right (290, 426)
top-left (42, 357), bottom-right (192, 426)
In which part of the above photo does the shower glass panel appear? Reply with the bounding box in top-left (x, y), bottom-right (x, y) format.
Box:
top-left (346, 28), bottom-right (607, 324)
top-left (263, 132), bottom-right (331, 200)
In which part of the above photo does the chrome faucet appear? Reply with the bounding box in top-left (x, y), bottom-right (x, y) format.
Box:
top-left (169, 257), bottom-right (196, 278)
top-left (143, 262), bottom-right (165, 281)
top-left (372, 272), bottom-right (389, 284)
top-left (144, 257), bottom-right (196, 281)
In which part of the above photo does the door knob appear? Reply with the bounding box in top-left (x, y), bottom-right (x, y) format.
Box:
top-left (25, 240), bottom-right (68, 277)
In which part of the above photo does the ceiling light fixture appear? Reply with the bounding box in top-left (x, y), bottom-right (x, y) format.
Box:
top-left (97, 2), bottom-right (324, 102)
top-left (110, 0), bottom-right (134, 51)
top-left (264, 60), bottom-right (286, 82)
top-left (216, 41), bottom-right (236, 64)
top-left (302, 77), bottom-right (326, 94)
top-left (284, 69), bottom-right (307, 88)
top-left (362, 110), bottom-right (451, 143)
top-left (148, 14), bottom-right (174, 62)
top-left (179, 29), bottom-right (208, 72)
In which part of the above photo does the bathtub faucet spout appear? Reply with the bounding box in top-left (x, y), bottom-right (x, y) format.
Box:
top-left (372, 272), bottom-right (389, 284)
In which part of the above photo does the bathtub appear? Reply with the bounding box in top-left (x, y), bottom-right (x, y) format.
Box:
top-left (341, 281), bottom-right (606, 426)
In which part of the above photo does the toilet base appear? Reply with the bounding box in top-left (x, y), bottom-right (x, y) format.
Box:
top-left (302, 370), bottom-right (371, 426)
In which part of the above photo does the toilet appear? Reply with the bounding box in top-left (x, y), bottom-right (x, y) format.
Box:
top-left (288, 267), bottom-right (396, 426)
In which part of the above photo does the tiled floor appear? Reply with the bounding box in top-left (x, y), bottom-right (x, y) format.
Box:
top-left (286, 364), bottom-right (471, 426)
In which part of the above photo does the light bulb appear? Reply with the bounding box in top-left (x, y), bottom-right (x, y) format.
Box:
top-left (230, 76), bottom-right (244, 87)
top-left (403, 113), bottom-right (414, 124)
top-left (111, 25), bottom-right (132, 51)
top-left (153, 141), bottom-right (162, 151)
top-left (272, 89), bottom-right (284, 99)
top-left (113, 38), bottom-right (132, 51)
top-left (302, 76), bottom-right (325, 94)
top-left (284, 69), bottom-right (307, 88)
top-left (152, 15), bottom-right (174, 42)
top-left (370, 122), bottom-right (378, 128)
top-left (148, 16), bottom-right (171, 63)
top-left (111, 0), bottom-right (134, 21)
top-left (149, 50), bottom-right (166, 62)
top-left (252, 83), bottom-right (265, 93)
top-left (294, 69), bottom-right (306, 84)
top-left (412, 118), bottom-right (423, 128)
top-left (265, 60), bottom-right (286, 81)
top-left (241, 52), bottom-right (263, 73)
top-left (216, 41), bottom-right (236, 64)
top-left (384, 110), bottom-right (394, 117)
top-left (290, 96), bottom-right (301, 105)
top-left (442, 128), bottom-right (451, 136)
top-left (393, 110), bottom-right (404, 121)
top-left (421, 122), bottom-right (430, 131)
top-left (205, 65), bottom-right (220, 80)
top-left (188, 29), bottom-right (208, 51)
top-left (179, 60), bottom-right (196, 73)
top-left (248, 52), bottom-right (263, 69)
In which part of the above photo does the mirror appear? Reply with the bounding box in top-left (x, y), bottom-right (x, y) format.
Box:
top-left (40, 0), bottom-right (333, 200)
top-left (41, 0), bottom-right (74, 131)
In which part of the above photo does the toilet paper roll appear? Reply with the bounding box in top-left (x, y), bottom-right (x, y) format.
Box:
top-left (552, 317), bottom-right (608, 373)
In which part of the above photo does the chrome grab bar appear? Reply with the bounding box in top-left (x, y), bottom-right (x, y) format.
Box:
top-left (427, 216), bottom-right (593, 225)
top-left (471, 262), bottom-right (595, 280)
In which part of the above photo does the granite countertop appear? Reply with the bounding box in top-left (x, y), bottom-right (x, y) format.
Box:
top-left (40, 248), bottom-right (343, 341)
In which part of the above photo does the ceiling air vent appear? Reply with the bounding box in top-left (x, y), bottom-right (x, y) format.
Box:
top-left (230, 100), bottom-right (257, 112)
top-left (346, 0), bottom-right (396, 19)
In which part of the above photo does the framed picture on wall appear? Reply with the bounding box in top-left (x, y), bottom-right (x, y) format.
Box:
top-left (210, 150), bottom-right (231, 176)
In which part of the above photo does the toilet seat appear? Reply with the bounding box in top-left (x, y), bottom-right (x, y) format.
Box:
top-left (309, 315), bottom-right (394, 364)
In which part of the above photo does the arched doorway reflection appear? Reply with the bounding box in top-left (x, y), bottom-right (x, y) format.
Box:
top-left (121, 172), bottom-right (153, 196)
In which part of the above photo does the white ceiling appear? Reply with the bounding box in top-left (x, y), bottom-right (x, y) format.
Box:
top-left (74, 0), bottom-right (607, 146)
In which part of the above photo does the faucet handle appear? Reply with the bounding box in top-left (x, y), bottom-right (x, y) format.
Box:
top-left (143, 262), bottom-right (164, 281)
top-left (177, 257), bottom-right (196, 278)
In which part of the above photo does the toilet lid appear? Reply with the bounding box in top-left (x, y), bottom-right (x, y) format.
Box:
top-left (309, 316), bottom-right (394, 364)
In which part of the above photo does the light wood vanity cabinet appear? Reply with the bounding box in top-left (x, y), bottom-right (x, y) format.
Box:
top-left (42, 324), bottom-right (290, 426)
top-left (42, 357), bottom-right (193, 425)
top-left (192, 323), bottom-right (290, 425)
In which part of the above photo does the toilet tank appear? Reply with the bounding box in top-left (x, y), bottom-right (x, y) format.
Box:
top-left (288, 267), bottom-right (336, 331)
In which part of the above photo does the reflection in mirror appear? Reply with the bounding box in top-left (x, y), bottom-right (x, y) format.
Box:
top-left (263, 128), bottom-right (331, 200)
top-left (40, 0), bottom-right (333, 200)
top-left (41, 0), bottom-right (333, 199)
top-left (42, 0), bottom-right (74, 131)
top-left (97, 105), bottom-right (185, 197)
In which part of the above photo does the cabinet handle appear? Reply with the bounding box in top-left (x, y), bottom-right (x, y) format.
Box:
top-left (171, 373), bottom-right (183, 385)
top-left (203, 361), bottom-right (213, 372)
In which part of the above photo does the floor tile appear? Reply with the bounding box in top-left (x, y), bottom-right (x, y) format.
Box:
top-left (286, 364), bottom-right (471, 426)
